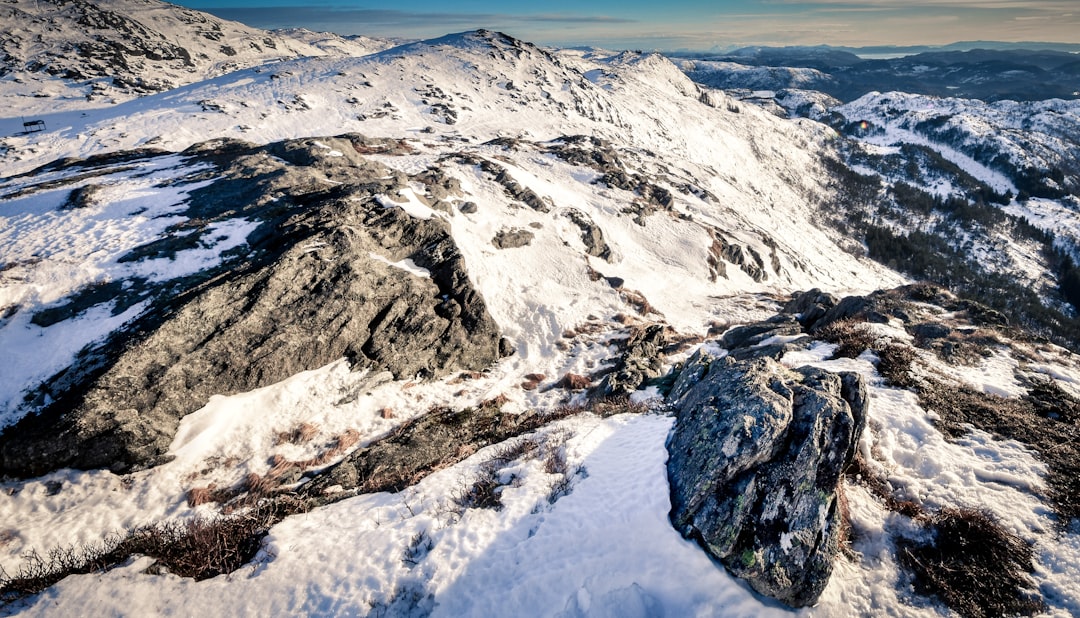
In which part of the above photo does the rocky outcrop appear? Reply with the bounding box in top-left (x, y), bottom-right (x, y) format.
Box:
top-left (564, 209), bottom-right (612, 261)
top-left (302, 404), bottom-right (560, 497)
top-left (452, 154), bottom-right (551, 212)
top-left (593, 324), bottom-right (666, 398)
top-left (718, 236), bottom-right (768, 283)
top-left (0, 135), bottom-right (508, 478)
top-left (546, 136), bottom-right (675, 223)
top-left (666, 351), bottom-right (867, 607)
top-left (491, 228), bottom-right (535, 249)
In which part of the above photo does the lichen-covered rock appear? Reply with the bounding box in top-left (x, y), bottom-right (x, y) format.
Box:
top-left (666, 354), bottom-right (867, 607)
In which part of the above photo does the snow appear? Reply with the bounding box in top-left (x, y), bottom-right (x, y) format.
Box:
top-left (0, 155), bottom-right (241, 421)
top-left (6, 414), bottom-right (801, 618)
top-left (367, 253), bottom-right (432, 279)
top-left (779, 344), bottom-right (1080, 618)
top-left (1, 12), bottom-right (1078, 617)
top-left (376, 188), bottom-right (438, 221)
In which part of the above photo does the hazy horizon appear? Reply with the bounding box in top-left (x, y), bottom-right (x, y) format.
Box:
top-left (170, 0), bottom-right (1080, 51)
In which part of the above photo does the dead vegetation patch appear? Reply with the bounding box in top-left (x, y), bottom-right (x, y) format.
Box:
top-left (898, 508), bottom-right (1044, 618)
top-left (187, 429), bottom-right (362, 510)
top-left (521, 373), bottom-right (546, 391)
top-left (454, 438), bottom-right (541, 512)
top-left (617, 287), bottom-right (662, 316)
top-left (273, 422), bottom-right (319, 446)
top-left (918, 378), bottom-right (1080, 522)
top-left (556, 373), bottom-right (592, 391)
top-left (845, 452), bottom-right (927, 521)
top-left (817, 319), bottom-right (878, 359)
top-left (875, 343), bottom-right (918, 388)
top-left (847, 454), bottom-right (1043, 617)
top-left (5, 396), bottom-right (653, 603)
top-left (0, 502), bottom-right (305, 604)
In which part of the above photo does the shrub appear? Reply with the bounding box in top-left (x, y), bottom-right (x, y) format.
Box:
top-left (817, 319), bottom-right (877, 358)
top-left (875, 344), bottom-right (917, 388)
top-left (898, 508), bottom-right (1044, 618)
top-left (0, 504), bottom-right (301, 603)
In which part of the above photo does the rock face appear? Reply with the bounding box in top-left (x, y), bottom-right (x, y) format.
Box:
top-left (0, 135), bottom-right (508, 478)
top-left (594, 324), bottom-right (666, 398)
top-left (666, 352), bottom-right (867, 607)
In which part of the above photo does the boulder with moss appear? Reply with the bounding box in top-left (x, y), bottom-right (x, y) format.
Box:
top-left (666, 352), bottom-right (867, 607)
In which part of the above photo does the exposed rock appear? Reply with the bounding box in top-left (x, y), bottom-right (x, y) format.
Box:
top-left (303, 404), bottom-right (567, 497)
top-left (593, 324), bottom-right (666, 398)
top-left (453, 154), bottom-right (550, 212)
top-left (705, 228), bottom-right (728, 281)
top-left (546, 136), bottom-right (675, 223)
top-left (911, 322), bottom-right (952, 341)
top-left (812, 295), bottom-right (886, 331)
top-left (716, 236), bottom-right (768, 283)
top-left (492, 228), bottom-right (535, 249)
top-left (563, 209), bottom-right (612, 261)
top-left (782, 288), bottom-right (839, 330)
top-left (720, 314), bottom-right (802, 350)
top-left (0, 134), bottom-right (507, 478)
top-left (666, 353), bottom-right (867, 607)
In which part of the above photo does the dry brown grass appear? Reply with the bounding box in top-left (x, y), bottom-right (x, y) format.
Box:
top-left (817, 319), bottom-right (878, 359)
top-left (521, 373), bottom-right (546, 391)
top-left (618, 288), bottom-right (663, 316)
top-left (453, 438), bottom-right (541, 512)
top-left (876, 343), bottom-right (918, 388)
top-left (187, 428), bottom-right (365, 510)
top-left (898, 508), bottom-right (1044, 618)
top-left (273, 422), bottom-right (319, 446)
top-left (846, 452), bottom-right (926, 520)
top-left (918, 378), bottom-right (1080, 522)
top-left (0, 502), bottom-right (307, 604)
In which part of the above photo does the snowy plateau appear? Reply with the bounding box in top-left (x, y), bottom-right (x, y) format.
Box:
top-left (1, 1), bottom-right (1080, 617)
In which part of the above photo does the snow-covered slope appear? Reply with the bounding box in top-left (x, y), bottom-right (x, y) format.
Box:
top-left (675, 58), bottom-right (833, 92)
top-left (0, 0), bottom-right (394, 115)
top-left (0, 31), bottom-right (899, 418)
top-left (4, 18), bottom-right (1080, 618)
top-left (838, 92), bottom-right (1080, 199)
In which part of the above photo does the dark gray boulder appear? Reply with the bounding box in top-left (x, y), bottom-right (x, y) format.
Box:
top-left (720, 314), bottom-right (802, 350)
top-left (563, 209), bottom-right (612, 261)
top-left (491, 228), bottom-right (535, 249)
top-left (782, 288), bottom-right (839, 330)
top-left (666, 354), bottom-right (867, 607)
top-left (593, 324), bottom-right (666, 398)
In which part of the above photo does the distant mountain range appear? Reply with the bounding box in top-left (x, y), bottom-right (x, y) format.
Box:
top-left (672, 46), bottom-right (1080, 102)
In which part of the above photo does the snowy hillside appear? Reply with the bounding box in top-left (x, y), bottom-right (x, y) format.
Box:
top-left (686, 71), bottom-right (1080, 348)
top-left (837, 92), bottom-right (1080, 200)
top-left (675, 58), bottom-right (832, 92)
top-left (2, 7), bottom-right (1080, 618)
top-left (0, 0), bottom-right (394, 115)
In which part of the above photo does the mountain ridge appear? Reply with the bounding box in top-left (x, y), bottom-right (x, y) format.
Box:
top-left (2, 2), bottom-right (1080, 616)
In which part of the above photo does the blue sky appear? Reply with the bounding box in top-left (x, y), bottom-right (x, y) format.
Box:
top-left (172, 1), bottom-right (1080, 50)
